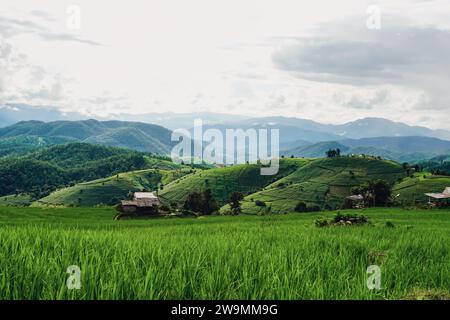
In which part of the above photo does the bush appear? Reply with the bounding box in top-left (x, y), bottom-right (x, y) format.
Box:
top-left (315, 213), bottom-right (370, 227)
top-left (333, 213), bottom-right (369, 225)
top-left (255, 200), bottom-right (266, 207)
top-left (294, 201), bottom-right (308, 212)
top-left (159, 205), bottom-right (171, 212)
top-left (308, 205), bottom-right (320, 212)
top-left (181, 209), bottom-right (200, 217)
top-left (315, 217), bottom-right (329, 228)
top-left (385, 221), bottom-right (395, 228)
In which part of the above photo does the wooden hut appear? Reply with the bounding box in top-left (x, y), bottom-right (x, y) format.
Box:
top-left (425, 187), bottom-right (450, 205)
top-left (119, 192), bottom-right (161, 214)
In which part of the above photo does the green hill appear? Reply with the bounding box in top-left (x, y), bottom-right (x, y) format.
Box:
top-left (22, 142), bottom-right (132, 168)
top-left (393, 174), bottom-right (450, 205)
top-left (232, 157), bottom-right (406, 214)
top-left (417, 159), bottom-right (450, 176)
top-left (159, 158), bottom-right (310, 206)
top-left (0, 135), bottom-right (76, 157)
top-left (282, 141), bottom-right (349, 158)
top-left (283, 136), bottom-right (450, 162)
top-left (0, 119), bottom-right (174, 155)
top-left (84, 127), bottom-right (169, 154)
top-left (34, 168), bottom-right (190, 207)
top-left (0, 194), bottom-right (33, 206)
top-left (0, 143), bottom-right (181, 199)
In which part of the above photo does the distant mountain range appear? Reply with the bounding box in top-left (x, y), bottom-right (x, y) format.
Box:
top-left (2, 104), bottom-right (450, 140)
top-left (222, 116), bottom-right (450, 141)
top-left (0, 104), bottom-right (249, 130)
top-left (282, 136), bottom-right (450, 162)
top-left (1, 104), bottom-right (450, 162)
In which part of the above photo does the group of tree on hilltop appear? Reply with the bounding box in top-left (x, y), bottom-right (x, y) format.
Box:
top-left (325, 148), bottom-right (341, 158)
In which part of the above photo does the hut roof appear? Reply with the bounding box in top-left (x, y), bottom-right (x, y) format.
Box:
top-left (134, 192), bottom-right (158, 199)
top-left (444, 187), bottom-right (450, 196)
top-left (121, 198), bottom-right (160, 207)
top-left (425, 187), bottom-right (450, 199)
top-left (346, 194), bottom-right (364, 201)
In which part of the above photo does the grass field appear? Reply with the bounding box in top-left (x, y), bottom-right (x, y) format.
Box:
top-left (0, 206), bottom-right (449, 300)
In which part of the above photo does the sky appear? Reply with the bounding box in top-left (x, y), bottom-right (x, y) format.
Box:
top-left (0, 0), bottom-right (449, 129)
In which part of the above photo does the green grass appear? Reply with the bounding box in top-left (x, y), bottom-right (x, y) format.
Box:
top-left (34, 168), bottom-right (190, 207)
top-left (0, 206), bottom-right (449, 300)
top-left (237, 157), bottom-right (405, 214)
top-left (159, 158), bottom-right (309, 205)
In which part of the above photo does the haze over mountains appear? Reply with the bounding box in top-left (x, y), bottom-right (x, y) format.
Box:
top-left (1, 103), bottom-right (450, 162)
top-left (0, 104), bottom-right (249, 131)
top-left (282, 137), bottom-right (450, 162)
top-left (2, 103), bottom-right (450, 139)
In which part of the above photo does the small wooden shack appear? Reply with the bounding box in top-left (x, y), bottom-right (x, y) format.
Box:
top-left (119, 192), bottom-right (161, 214)
top-left (425, 187), bottom-right (450, 205)
top-left (345, 194), bottom-right (365, 209)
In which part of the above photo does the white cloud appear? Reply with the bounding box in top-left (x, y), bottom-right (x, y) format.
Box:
top-left (0, 0), bottom-right (449, 129)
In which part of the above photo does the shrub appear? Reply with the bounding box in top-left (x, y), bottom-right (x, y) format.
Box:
top-left (333, 213), bottom-right (369, 225)
top-left (159, 205), bottom-right (170, 212)
top-left (315, 217), bottom-right (329, 228)
top-left (255, 200), bottom-right (266, 207)
top-left (315, 213), bottom-right (370, 227)
top-left (385, 221), bottom-right (395, 228)
top-left (229, 192), bottom-right (244, 215)
top-left (294, 201), bottom-right (308, 212)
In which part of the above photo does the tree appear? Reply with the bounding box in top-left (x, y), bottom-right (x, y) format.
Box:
top-left (326, 149), bottom-right (335, 158)
top-left (294, 201), bottom-right (307, 212)
top-left (183, 192), bottom-right (203, 213)
top-left (182, 189), bottom-right (218, 215)
top-left (229, 192), bottom-right (244, 215)
top-left (352, 179), bottom-right (392, 207)
top-left (402, 162), bottom-right (411, 176)
top-left (326, 149), bottom-right (341, 158)
top-left (202, 189), bottom-right (218, 215)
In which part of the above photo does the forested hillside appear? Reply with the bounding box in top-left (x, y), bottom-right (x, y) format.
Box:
top-left (0, 143), bottom-right (177, 199)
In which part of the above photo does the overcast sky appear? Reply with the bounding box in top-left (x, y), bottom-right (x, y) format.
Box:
top-left (0, 0), bottom-right (449, 129)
